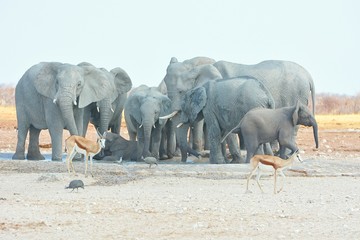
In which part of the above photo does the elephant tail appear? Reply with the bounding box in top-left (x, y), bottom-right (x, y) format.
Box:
top-left (221, 120), bottom-right (243, 143)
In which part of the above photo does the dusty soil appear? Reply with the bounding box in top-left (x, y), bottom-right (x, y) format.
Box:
top-left (0, 107), bottom-right (360, 239)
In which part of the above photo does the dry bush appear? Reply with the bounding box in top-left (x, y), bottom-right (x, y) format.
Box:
top-left (316, 93), bottom-right (360, 114)
top-left (0, 86), bottom-right (15, 106)
top-left (1, 86), bottom-right (359, 114)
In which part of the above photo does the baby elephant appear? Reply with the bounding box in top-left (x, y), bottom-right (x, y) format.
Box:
top-left (223, 101), bottom-right (319, 163)
top-left (96, 132), bottom-right (139, 162)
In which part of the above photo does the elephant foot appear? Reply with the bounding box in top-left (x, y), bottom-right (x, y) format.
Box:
top-left (12, 152), bottom-right (25, 160)
top-left (72, 153), bottom-right (84, 161)
top-left (51, 156), bottom-right (62, 161)
top-left (159, 154), bottom-right (169, 160)
top-left (230, 157), bottom-right (245, 164)
top-left (27, 152), bottom-right (45, 160)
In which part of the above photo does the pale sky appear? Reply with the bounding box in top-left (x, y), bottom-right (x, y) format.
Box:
top-left (1, 0), bottom-right (359, 95)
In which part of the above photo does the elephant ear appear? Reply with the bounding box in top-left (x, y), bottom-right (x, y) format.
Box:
top-left (33, 62), bottom-right (63, 99)
top-left (159, 95), bottom-right (172, 125)
top-left (127, 91), bottom-right (146, 124)
top-left (78, 65), bottom-right (112, 108)
top-left (181, 87), bottom-right (207, 123)
top-left (292, 100), bottom-right (300, 126)
top-left (110, 67), bottom-right (132, 95)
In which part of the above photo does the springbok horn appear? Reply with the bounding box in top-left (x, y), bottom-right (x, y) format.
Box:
top-left (159, 110), bottom-right (178, 120)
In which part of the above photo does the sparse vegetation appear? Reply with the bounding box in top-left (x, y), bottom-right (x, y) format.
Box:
top-left (1, 87), bottom-right (359, 114)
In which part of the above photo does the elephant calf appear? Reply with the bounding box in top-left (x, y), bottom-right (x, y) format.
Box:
top-left (95, 132), bottom-right (139, 162)
top-left (223, 101), bottom-right (319, 163)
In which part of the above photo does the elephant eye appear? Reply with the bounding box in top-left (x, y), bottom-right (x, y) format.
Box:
top-left (77, 81), bottom-right (82, 87)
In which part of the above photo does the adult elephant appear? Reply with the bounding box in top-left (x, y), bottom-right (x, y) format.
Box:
top-left (213, 60), bottom-right (315, 114)
top-left (162, 57), bottom-right (217, 162)
top-left (179, 74), bottom-right (275, 164)
top-left (124, 85), bottom-right (172, 160)
top-left (12, 62), bottom-right (112, 161)
top-left (80, 63), bottom-right (132, 136)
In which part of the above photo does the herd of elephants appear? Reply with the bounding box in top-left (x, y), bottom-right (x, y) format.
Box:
top-left (11, 56), bottom-right (319, 164)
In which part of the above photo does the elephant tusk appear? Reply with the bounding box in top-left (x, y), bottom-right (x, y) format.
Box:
top-left (73, 100), bottom-right (77, 106)
top-left (153, 125), bottom-right (156, 129)
top-left (111, 107), bottom-right (114, 113)
top-left (97, 107), bottom-right (100, 112)
top-left (159, 110), bottom-right (178, 120)
top-left (53, 98), bottom-right (57, 104)
top-left (139, 124), bottom-right (143, 128)
top-left (177, 122), bottom-right (183, 128)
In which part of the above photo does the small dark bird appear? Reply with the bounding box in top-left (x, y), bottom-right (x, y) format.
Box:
top-left (143, 157), bottom-right (158, 168)
top-left (65, 180), bottom-right (84, 192)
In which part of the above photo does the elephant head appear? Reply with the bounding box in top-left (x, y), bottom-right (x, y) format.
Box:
top-left (34, 62), bottom-right (112, 135)
top-left (94, 67), bottom-right (132, 134)
top-left (292, 101), bottom-right (319, 149)
top-left (163, 57), bottom-right (217, 114)
top-left (125, 85), bottom-right (172, 158)
top-left (179, 86), bottom-right (207, 125)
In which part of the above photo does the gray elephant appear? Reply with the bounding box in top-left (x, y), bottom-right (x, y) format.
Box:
top-left (81, 64), bottom-right (132, 136)
top-left (222, 101), bottom-right (319, 163)
top-left (213, 60), bottom-right (315, 114)
top-left (100, 132), bottom-right (138, 162)
top-left (163, 56), bottom-right (315, 156)
top-left (179, 75), bottom-right (275, 164)
top-left (13, 62), bottom-right (113, 160)
top-left (162, 57), bottom-right (218, 162)
top-left (124, 85), bottom-right (172, 160)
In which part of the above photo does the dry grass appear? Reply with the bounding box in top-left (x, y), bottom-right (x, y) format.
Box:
top-left (315, 114), bottom-right (360, 130)
top-left (1, 106), bottom-right (360, 130)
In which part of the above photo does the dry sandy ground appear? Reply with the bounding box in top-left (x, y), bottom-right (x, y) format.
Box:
top-left (0, 109), bottom-right (360, 239)
top-left (0, 157), bottom-right (360, 239)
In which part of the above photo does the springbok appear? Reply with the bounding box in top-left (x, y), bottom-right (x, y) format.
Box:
top-left (65, 131), bottom-right (106, 177)
top-left (246, 150), bottom-right (303, 194)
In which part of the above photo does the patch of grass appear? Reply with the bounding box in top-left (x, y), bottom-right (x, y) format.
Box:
top-left (315, 114), bottom-right (360, 130)
top-left (1, 106), bottom-right (359, 130)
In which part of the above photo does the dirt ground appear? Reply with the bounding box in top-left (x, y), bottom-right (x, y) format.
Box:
top-left (0, 108), bottom-right (360, 239)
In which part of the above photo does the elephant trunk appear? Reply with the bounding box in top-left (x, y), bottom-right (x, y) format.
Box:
top-left (98, 99), bottom-right (113, 135)
top-left (57, 97), bottom-right (78, 135)
top-left (141, 120), bottom-right (154, 158)
top-left (312, 120), bottom-right (319, 149)
top-left (174, 119), bottom-right (200, 162)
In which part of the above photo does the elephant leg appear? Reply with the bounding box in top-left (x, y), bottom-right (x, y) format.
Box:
top-left (48, 127), bottom-right (64, 161)
top-left (192, 120), bottom-right (204, 152)
top-left (226, 133), bottom-right (243, 163)
top-left (111, 120), bottom-right (121, 134)
top-left (279, 143), bottom-right (298, 159)
top-left (136, 129), bottom-right (147, 160)
top-left (263, 143), bottom-right (273, 155)
top-left (159, 131), bottom-right (168, 159)
top-left (13, 122), bottom-right (29, 160)
top-left (207, 124), bottom-right (225, 164)
top-left (27, 126), bottom-right (45, 160)
top-left (74, 108), bottom-right (84, 137)
top-left (221, 141), bottom-right (227, 162)
top-left (203, 123), bottom-right (209, 150)
top-left (244, 137), bottom-right (260, 163)
top-left (168, 122), bottom-right (178, 157)
top-left (150, 127), bottom-right (162, 159)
